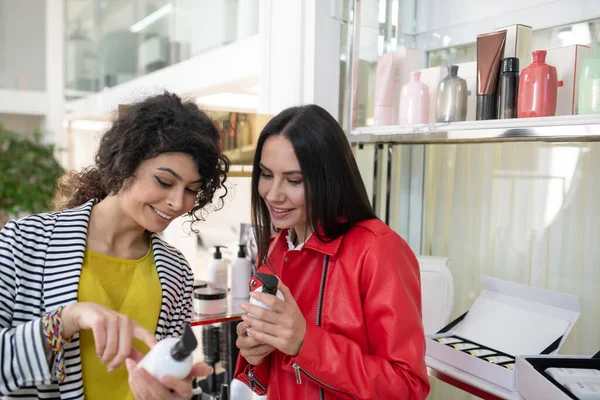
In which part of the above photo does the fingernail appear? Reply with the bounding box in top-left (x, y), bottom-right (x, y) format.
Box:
top-left (247, 328), bottom-right (253, 337)
top-left (125, 359), bottom-right (134, 372)
top-left (241, 315), bottom-right (247, 320)
top-left (249, 292), bottom-right (257, 298)
top-left (240, 303), bottom-right (248, 310)
top-left (107, 366), bottom-right (114, 373)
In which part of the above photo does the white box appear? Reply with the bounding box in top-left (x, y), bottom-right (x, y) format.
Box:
top-left (516, 354), bottom-right (600, 399)
top-left (418, 66), bottom-right (446, 123)
top-left (546, 45), bottom-right (592, 116)
top-left (495, 24), bottom-right (533, 74)
top-left (426, 276), bottom-right (580, 390)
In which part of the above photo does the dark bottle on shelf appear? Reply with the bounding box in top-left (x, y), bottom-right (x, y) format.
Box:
top-left (498, 57), bottom-right (520, 119)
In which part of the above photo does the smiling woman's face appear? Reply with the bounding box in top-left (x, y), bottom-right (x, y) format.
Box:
top-left (118, 152), bottom-right (201, 232)
top-left (258, 135), bottom-right (311, 240)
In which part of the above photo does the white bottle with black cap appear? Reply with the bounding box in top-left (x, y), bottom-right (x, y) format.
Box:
top-left (206, 245), bottom-right (228, 290)
top-left (138, 323), bottom-right (198, 380)
top-left (231, 244), bottom-right (253, 300)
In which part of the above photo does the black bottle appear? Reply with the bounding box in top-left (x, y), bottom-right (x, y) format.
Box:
top-left (498, 57), bottom-right (520, 119)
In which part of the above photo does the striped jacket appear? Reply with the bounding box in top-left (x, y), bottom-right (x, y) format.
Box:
top-left (0, 200), bottom-right (194, 399)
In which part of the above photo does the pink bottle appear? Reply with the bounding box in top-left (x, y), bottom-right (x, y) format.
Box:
top-left (399, 71), bottom-right (429, 124)
top-left (518, 50), bottom-right (563, 118)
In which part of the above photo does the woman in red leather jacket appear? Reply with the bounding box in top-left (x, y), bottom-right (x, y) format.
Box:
top-left (234, 104), bottom-right (430, 399)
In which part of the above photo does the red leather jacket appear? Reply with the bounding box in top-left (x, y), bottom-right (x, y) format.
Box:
top-left (234, 219), bottom-right (430, 399)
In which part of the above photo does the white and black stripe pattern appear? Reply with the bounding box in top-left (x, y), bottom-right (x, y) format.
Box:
top-left (0, 200), bottom-right (194, 399)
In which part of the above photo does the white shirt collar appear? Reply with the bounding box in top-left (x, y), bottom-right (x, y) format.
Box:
top-left (286, 229), bottom-right (311, 251)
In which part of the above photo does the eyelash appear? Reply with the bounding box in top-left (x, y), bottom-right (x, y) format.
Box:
top-left (155, 177), bottom-right (198, 194)
top-left (259, 172), bottom-right (303, 186)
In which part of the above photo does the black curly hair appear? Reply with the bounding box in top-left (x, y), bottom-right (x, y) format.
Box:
top-left (55, 92), bottom-right (229, 224)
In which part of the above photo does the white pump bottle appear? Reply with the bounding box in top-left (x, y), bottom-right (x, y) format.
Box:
top-left (138, 323), bottom-right (198, 380)
top-left (231, 244), bottom-right (253, 300)
top-left (206, 245), bottom-right (229, 290)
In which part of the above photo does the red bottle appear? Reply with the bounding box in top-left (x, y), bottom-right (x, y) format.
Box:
top-left (518, 50), bottom-right (563, 118)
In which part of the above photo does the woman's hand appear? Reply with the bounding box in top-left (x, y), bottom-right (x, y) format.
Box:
top-left (236, 321), bottom-right (276, 365)
top-left (61, 302), bottom-right (157, 372)
top-left (126, 356), bottom-right (213, 400)
top-left (240, 281), bottom-right (306, 356)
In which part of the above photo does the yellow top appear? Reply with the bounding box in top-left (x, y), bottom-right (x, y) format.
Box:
top-left (78, 245), bottom-right (162, 400)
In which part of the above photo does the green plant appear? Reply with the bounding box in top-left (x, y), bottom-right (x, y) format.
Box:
top-left (0, 124), bottom-right (65, 224)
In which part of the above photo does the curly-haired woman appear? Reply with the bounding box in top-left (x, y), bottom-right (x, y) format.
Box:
top-left (0, 92), bottom-right (229, 400)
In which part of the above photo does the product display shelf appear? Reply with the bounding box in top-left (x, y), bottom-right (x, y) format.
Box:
top-left (223, 144), bottom-right (255, 165)
top-left (350, 114), bottom-right (600, 144)
top-left (191, 296), bottom-right (245, 326)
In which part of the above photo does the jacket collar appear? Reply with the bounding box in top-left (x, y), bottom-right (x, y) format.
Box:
top-left (279, 226), bottom-right (343, 256)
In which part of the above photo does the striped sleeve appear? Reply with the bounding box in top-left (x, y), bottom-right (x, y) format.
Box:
top-left (170, 251), bottom-right (194, 336)
top-left (0, 221), bottom-right (52, 395)
top-left (180, 254), bottom-right (194, 327)
top-left (172, 252), bottom-right (194, 338)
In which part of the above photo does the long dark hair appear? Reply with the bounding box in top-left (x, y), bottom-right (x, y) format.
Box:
top-left (55, 92), bottom-right (229, 223)
top-left (251, 104), bottom-right (376, 266)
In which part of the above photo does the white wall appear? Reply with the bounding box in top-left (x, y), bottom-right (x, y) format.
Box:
top-left (0, 0), bottom-right (46, 91)
top-left (258, 0), bottom-right (341, 118)
top-left (69, 125), bottom-right (104, 171)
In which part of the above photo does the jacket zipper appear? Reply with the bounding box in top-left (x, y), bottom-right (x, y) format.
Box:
top-left (247, 370), bottom-right (266, 392)
top-left (292, 362), bottom-right (357, 400)
top-left (316, 255), bottom-right (329, 400)
top-left (292, 255), bottom-right (354, 400)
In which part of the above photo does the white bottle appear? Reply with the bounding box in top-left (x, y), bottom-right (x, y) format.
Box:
top-left (206, 245), bottom-right (229, 290)
top-left (138, 323), bottom-right (197, 380)
top-left (231, 244), bottom-right (253, 300)
top-left (249, 273), bottom-right (285, 313)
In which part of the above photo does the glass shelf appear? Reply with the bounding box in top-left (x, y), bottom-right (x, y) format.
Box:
top-left (190, 296), bottom-right (245, 327)
top-left (350, 115), bottom-right (600, 144)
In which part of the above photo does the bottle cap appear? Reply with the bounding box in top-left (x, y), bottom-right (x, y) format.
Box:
top-left (170, 323), bottom-right (198, 361)
top-left (255, 273), bottom-right (279, 295)
top-left (448, 65), bottom-right (459, 77)
top-left (237, 244), bottom-right (246, 258)
top-left (193, 287), bottom-right (227, 300)
top-left (193, 279), bottom-right (208, 290)
top-left (213, 245), bottom-right (227, 259)
top-left (502, 57), bottom-right (519, 73)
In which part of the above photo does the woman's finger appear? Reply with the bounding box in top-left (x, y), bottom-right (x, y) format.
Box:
top-left (101, 314), bottom-right (119, 364)
top-left (246, 327), bottom-right (280, 349)
top-left (241, 343), bottom-right (274, 357)
top-left (107, 316), bottom-right (133, 372)
top-left (128, 359), bottom-right (175, 400)
top-left (90, 317), bottom-right (107, 360)
top-left (127, 359), bottom-right (158, 400)
top-left (128, 347), bottom-right (145, 363)
top-left (132, 322), bottom-right (158, 349)
top-left (240, 303), bottom-right (279, 323)
top-left (242, 314), bottom-right (279, 336)
top-left (161, 375), bottom-right (194, 399)
top-left (189, 362), bottom-right (213, 378)
top-left (237, 333), bottom-right (264, 349)
top-left (277, 281), bottom-right (298, 307)
top-left (248, 292), bottom-right (285, 313)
